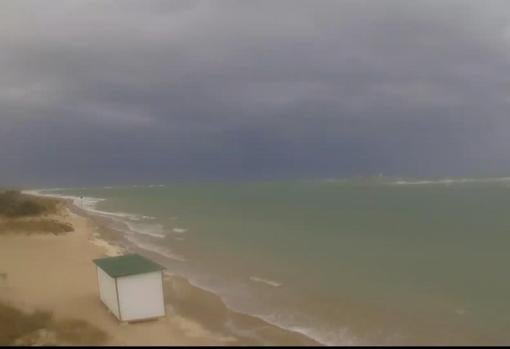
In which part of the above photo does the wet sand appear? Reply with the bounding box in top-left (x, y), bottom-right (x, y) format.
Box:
top-left (0, 199), bottom-right (319, 346)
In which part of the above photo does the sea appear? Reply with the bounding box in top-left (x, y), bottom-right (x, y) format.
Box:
top-left (29, 177), bottom-right (510, 345)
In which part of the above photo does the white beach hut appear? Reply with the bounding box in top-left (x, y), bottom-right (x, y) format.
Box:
top-left (93, 254), bottom-right (166, 322)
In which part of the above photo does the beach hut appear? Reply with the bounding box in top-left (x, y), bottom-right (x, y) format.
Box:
top-left (93, 254), bottom-right (166, 322)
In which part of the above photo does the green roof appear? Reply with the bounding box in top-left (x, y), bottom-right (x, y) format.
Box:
top-left (93, 254), bottom-right (165, 278)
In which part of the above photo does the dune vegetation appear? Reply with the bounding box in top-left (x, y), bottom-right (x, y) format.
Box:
top-left (0, 190), bottom-right (73, 235)
top-left (0, 302), bottom-right (107, 345)
top-left (0, 191), bottom-right (59, 218)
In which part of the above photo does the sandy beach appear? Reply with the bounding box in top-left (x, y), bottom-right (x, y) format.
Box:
top-left (0, 197), bottom-right (318, 346)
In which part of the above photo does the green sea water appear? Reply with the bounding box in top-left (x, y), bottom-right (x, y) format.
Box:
top-left (43, 178), bottom-right (510, 345)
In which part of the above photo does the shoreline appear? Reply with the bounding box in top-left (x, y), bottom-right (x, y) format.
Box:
top-left (18, 191), bottom-right (321, 346)
top-left (0, 203), bottom-right (233, 345)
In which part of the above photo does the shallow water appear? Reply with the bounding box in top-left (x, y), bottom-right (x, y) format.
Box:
top-left (34, 177), bottom-right (510, 345)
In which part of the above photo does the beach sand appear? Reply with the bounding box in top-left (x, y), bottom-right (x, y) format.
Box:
top-left (0, 201), bottom-right (319, 346)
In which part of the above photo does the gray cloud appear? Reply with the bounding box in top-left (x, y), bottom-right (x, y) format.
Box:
top-left (2, 0), bottom-right (510, 186)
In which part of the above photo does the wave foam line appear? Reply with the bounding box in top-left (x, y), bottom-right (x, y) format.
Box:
top-left (391, 177), bottom-right (510, 185)
top-left (124, 234), bottom-right (187, 262)
top-left (27, 189), bottom-right (185, 263)
top-left (24, 189), bottom-right (149, 222)
top-left (249, 276), bottom-right (282, 288)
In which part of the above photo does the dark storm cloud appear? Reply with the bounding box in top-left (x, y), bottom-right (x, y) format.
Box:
top-left (2, 0), bottom-right (510, 185)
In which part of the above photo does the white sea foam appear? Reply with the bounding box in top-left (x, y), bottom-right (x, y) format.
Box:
top-left (391, 177), bottom-right (510, 186)
top-left (284, 324), bottom-right (360, 346)
top-left (26, 187), bottom-right (353, 346)
top-left (25, 189), bottom-right (148, 222)
top-left (124, 234), bottom-right (187, 262)
top-left (24, 189), bottom-right (105, 211)
top-left (26, 188), bottom-right (171, 241)
top-left (252, 310), bottom-right (361, 346)
top-left (30, 187), bottom-right (186, 262)
top-left (124, 221), bottom-right (166, 239)
top-left (249, 276), bottom-right (282, 288)
top-left (221, 299), bottom-right (359, 345)
top-left (163, 267), bottom-right (356, 346)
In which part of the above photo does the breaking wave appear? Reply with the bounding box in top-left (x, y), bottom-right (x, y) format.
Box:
top-left (249, 276), bottom-right (282, 288)
top-left (390, 177), bottom-right (510, 186)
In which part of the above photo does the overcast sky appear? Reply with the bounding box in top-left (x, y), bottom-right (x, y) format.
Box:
top-left (2, 0), bottom-right (510, 186)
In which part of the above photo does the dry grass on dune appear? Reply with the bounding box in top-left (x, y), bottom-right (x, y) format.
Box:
top-left (0, 193), bottom-right (104, 345)
top-left (0, 302), bottom-right (51, 345)
top-left (0, 190), bottom-right (59, 218)
top-left (0, 219), bottom-right (73, 235)
top-left (0, 302), bottom-right (107, 345)
top-left (0, 190), bottom-right (73, 235)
